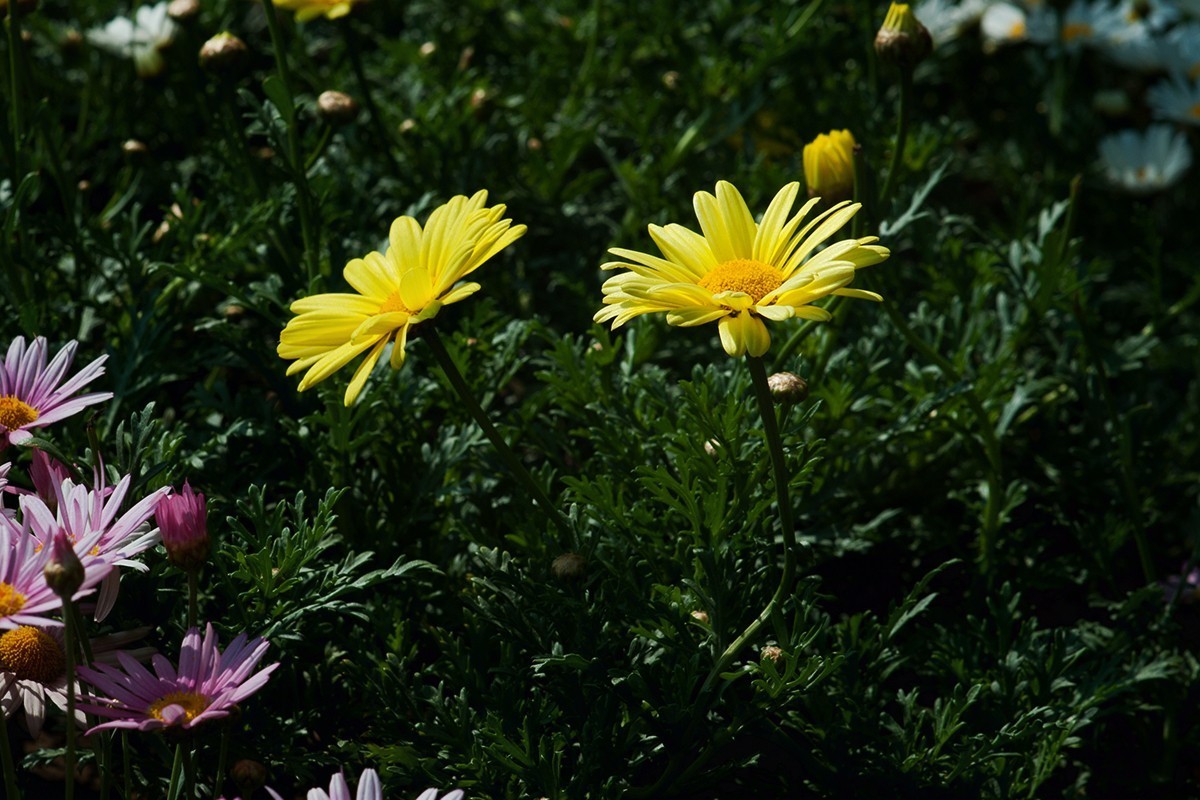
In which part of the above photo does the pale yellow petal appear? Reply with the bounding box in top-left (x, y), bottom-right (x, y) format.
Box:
top-left (441, 282), bottom-right (482, 306)
top-left (717, 313), bottom-right (771, 357)
top-left (833, 287), bottom-right (883, 301)
top-left (781, 203), bottom-right (861, 275)
top-left (296, 337), bottom-right (380, 391)
top-left (692, 190), bottom-right (737, 264)
top-left (389, 323), bottom-right (411, 368)
top-left (754, 304), bottom-right (795, 321)
top-left (388, 216), bottom-right (423, 273)
top-left (753, 182), bottom-right (800, 264)
top-left (344, 252), bottom-right (397, 299)
top-left (351, 312), bottom-right (410, 343)
top-left (291, 293), bottom-right (379, 315)
top-left (665, 307), bottom-right (730, 327)
top-left (649, 224), bottom-right (718, 276)
top-left (715, 181), bottom-right (756, 259)
top-left (344, 337), bottom-right (390, 406)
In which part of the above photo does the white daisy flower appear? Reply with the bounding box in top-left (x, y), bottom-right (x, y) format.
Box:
top-left (1147, 73), bottom-right (1200, 126)
top-left (914, 0), bottom-right (989, 46)
top-left (1160, 22), bottom-right (1200, 79)
top-left (1100, 18), bottom-right (1165, 71)
top-left (1116, 0), bottom-right (1180, 31)
top-left (1059, 0), bottom-right (1125, 50)
top-left (1097, 125), bottom-right (1193, 193)
top-left (87, 2), bottom-right (177, 78)
top-left (981, 2), bottom-right (1056, 48)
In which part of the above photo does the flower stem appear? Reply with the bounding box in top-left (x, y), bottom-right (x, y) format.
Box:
top-left (878, 67), bottom-right (912, 210)
top-left (63, 600), bottom-right (79, 800)
top-left (187, 570), bottom-right (199, 630)
top-left (213, 728), bottom-right (230, 799)
top-left (259, 0), bottom-right (321, 284)
top-left (121, 732), bottom-right (132, 800)
top-left (0, 710), bottom-right (19, 800)
top-left (699, 356), bottom-right (799, 695)
top-left (166, 743), bottom-right (183, 800)
top-left (426, 328), bottom-right (574, 545)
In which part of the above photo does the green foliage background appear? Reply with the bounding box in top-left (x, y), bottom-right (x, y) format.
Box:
top-left (3, 0), bottom-right (1200, 797)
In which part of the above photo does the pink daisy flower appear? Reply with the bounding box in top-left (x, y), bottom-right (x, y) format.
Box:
top-left (0, 512), bottom-right (114, 630)
top-left (77, 623), bottom-right (278, 734)
top-left (155, 481), bottom-right (210, 569)
top-left (31, 472), bottom-right (169, 621)
top-left (0, 336), bottom-right (112, 447)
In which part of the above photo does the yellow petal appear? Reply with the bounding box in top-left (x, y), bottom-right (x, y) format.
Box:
top-left (344, 337), bottom-right (389, 406)
top-left (716, 181), bottom-right (756, 259)
top-left (717, 313), bottom-right (771, 357)
top-left (649, 224), bottom-right (718, 276)
top-left (344, 252), bottom-right (397, 299)
top-left (753, 182), bottom-right (800, 264)
top-left (351, 312), bottom-right (410, 343)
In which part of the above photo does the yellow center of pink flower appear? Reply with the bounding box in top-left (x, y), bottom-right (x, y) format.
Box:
top-left (147, 691), bottom-right (211, 723)
top-left (0, 396), bottom-right (38, 430)
top-left (698, 259), bottom-right (784, 303)
top-left (0, 583), bottom-right (26, 618)
top-left (1190, 103), bottom-right (1200, 120)
top-left (0, 626), bottom-right (65, 683)
top-left (378, 290), bottom-right (414, 315)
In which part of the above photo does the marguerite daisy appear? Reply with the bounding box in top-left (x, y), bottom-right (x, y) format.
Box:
top-left (278, 191), bottom-right (526, 405)
top-left (1147, 73), bottom-right (1200, 126)
top-left (594, 181), bottom-right (888, 358)
top-left (272, 0), bottom-right (366, 22)
top-left (0, 337), bottom-right (112, 447)
top-left (1097, 125), bottom-right (1193, 193)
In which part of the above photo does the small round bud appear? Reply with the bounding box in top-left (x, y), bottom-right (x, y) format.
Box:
top-left (316, 90), bottom-right (360, 126)
top-left (457, 46), bottom-right (475, 71)
top-left (231, 759), bottom-right (267, 797)
top-left (704, 439), bottom-right (720, 458)
top-left (875, 2), bottom-right (933, 70)
top-left (199, 32), bottom-right (249, 78)
top-left (551, 553), bottom-right (586, 581)
top-left (767, 372), bottom-right (809, 405)
top-left (398, 118), bottom-right (417, 134)
top-left (122, 139), bottom-right (148, 157)
top-left (470, 87), bottom-right (490, 110)
top-left (661, 70), bottom-right (680, 90)
top-left (690, 610), bottom-right (709, 624)
top-left (167, 0), bottom-right (200, 20)
top-left (527, 137), bottom-right (543, 152)
top-left (44, 532), bottom-right (85, 599)
top-left (76, 179), bottom-right (91, 193)
top-left (62, 30), bottom-right (84, 52)
top-left (419, 41), bottom-right (437, 58)
top-left (760, 645), bottom-right (783, 664)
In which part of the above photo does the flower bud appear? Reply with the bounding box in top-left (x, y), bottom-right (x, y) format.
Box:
top-left (767, 372), bottom-right (809, 405)
top-left (167, 0), bottom-right (200, 20)
top-left (760, 645), bottom-right (783, 664)
top-left (316, 90), bottom-right (360, 126)
top-left (551, 553), bottom-right (586, 581)
top-left (231, 759), bottom-right (267, 796)
top-left (199, 32), bottom-right (249, 78)
top-left (30, 450), bottom-right (69, 515)
top-left (122, 139), bottom-right (148, 158)
top-left (44, 531), bottom-right (85, 599)
top-left (802, 129), bottom-right (856, 203)
top-left (690, 610), bottom-right (709, 624)
top-left (156, 481), bottom-right (210, 571)
top-left (875, 3), bottom-right (933, 70)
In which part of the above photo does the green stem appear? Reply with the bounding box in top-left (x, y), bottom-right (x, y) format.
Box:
top-left (63, 601), bottom-right (78, 800)
top-left (699, 356), bottom-right (799, 695)
top-left (0, 713), bottom-right (19, 800)
top-left (122, 732), bottom-right (132, 800)
top-left (5, 2), bottom-right (23, 182)
top-left (883, 301), bottom-right (1004, 571)
top-left (259, 0), bottom-right (321, 283)
top-left (166, 743), bottom-right (183, 800)
top-left (99, 731), bottom-right (112, 800)
top-left (878, 67), bottom-right (912, 210)
top-left (344, 25), bottom-right (401, 178)
top-left (212, 728), bottom-right (229, 799)
top-left (187, 570), bottom-right (199, 630)
top-left (425, 328), bottom-right (574, 545)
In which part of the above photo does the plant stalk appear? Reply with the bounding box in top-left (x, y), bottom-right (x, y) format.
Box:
top-left (426, 328), bottom-right (574, 544)
top-left (63, 600), bottom-right (79, 800)
top-left (878, 67), bottom-right (912, 210)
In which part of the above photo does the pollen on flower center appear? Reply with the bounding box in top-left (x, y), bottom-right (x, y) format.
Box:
top-left (1009, 20), bottom-right (1026, 37)
top-left (0, 396), bottom-right (39, 430)
top-left (1061, 22), bottom-right (1093, 42)
top-left (0, 626), bottom-right (65, 683)
top-left (698, 259), bottom-right (784, 303)
top-left (147, 691), bottom-right (211, 724)
top-left (0, 583), bottom-right (27, 618)
top-left (378, 290), bottom-right (414, 315)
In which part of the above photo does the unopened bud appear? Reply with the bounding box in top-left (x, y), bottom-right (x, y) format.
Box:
top-left (767, 372), bottom-right (809, 405)
top-left (551, 553), bottom-right (586, 581)
top-left (231, 759), bottom-right (267, 797)
top-left (690, 610), bottom-right (709, 624)
top-left (704, 439), bottom-right (720, 458)
top-left (875, 3), bottom-right (933, 70)
top-left (122, 139), bottom-right (148, 157)
top-left (44, 532), bottom-right (85, 598)
top-left (419, 41), bottom-right (437, 58)
top-left (802, 129), bottom-right (856, 203)
top-left (167, 0), bottom-right (200, 20)
top-left (661, 70), bottom-right (680, 90)
top-left (156, 481), bottom-right (210, 571)
top-left (316, 90), bottom-right (360, 125)
top-left (199, 32), bottom-right (249, 78)
top-left (760, 645), bottom-right (783, 664)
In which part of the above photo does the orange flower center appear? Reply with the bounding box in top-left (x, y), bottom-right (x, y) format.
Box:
top-left (147, 691), bottom-right (211, 724)
top-left (698, 259), bottom-right (783, 303)
top-left (1061, 22), bottom-right (1093, 42)
top-left (1009, 20), bottom-right (1027, 37)
top-left (0, 626), bottom-right (65, 683)
top-left (1190, 103), bottom-right (1200, 121)
top-left (0, 396), bottom-right (38, 430)
top-left (378, 290), bottom-right (414, 315)
top-left (0, 583), bottom-right (27, 618)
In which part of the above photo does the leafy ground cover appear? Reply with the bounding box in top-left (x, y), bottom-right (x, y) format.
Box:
top-left (2, 0), bottom-right (1200, 797)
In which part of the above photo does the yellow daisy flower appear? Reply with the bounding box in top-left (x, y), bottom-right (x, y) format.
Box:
top-left (594, 181), bottom-right (888, 358)
top-left (271, 0), bottom-right (364, 23)
top-left (278, 191), bottom-right (526, 405)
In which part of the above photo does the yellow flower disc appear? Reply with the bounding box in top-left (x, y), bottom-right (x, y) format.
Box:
top-left (148, 691), bottom-right (211, 723)
top-left (0, 396), bottom-right (39, 430)
top-left (0, 626), bottom-right (65, 683)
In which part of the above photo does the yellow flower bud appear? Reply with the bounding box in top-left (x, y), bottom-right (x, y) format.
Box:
top-left (875, 3), bottom-right (933, 70)
top-left (802, 129), bottom-right (856, 203)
